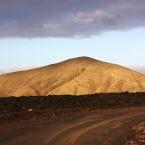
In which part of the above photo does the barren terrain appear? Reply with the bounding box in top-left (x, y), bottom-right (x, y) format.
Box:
top-left (1, 57), bottom-right (145, 96)
top-left (0, 107), bottom-right (145, 145)
top-left (0, 57), bottom-right (145, 144)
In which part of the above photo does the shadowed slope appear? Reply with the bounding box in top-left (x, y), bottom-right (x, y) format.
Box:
top-left (0, 57), bottom-right (145, 97)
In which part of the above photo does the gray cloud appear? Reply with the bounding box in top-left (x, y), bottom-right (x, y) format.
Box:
top-left (0, 0), bottom-right (145, 38)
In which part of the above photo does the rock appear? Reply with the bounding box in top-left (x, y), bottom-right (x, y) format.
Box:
top-left (28, 109), bottom-right (33, 112)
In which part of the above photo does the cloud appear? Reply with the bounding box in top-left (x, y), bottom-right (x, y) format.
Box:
top-left (0, 0), bottom-right (145, 38)
top-left (128, 66), bottom-right (145, 74)
top-left (0, 66), bottom-right (38, 75)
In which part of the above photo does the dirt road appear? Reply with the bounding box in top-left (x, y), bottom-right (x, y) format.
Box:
top-left (0, 107), bottom-right (145, 145)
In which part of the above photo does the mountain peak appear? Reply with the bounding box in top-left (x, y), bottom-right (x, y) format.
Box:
top-left (0, 57), bottom-right (145, 97)
top-left (53, 56), bottom-right (99, 66)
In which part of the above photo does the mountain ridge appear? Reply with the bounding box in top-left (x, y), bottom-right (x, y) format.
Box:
top-left (0, 57), bottom-right (145, 97)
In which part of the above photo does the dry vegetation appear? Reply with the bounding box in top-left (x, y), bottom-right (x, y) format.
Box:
top-left (0, 92), bottom-right (145, 124)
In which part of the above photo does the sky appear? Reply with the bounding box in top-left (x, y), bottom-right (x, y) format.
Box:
top-left (0, 0), bottom-right (145, 74)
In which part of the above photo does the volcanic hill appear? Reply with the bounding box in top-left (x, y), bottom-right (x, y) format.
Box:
top-left (0, 57), bottom-right (145, 97)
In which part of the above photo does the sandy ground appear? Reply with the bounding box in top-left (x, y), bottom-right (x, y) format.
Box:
top-left (0, 107), bottom-right (145, 145)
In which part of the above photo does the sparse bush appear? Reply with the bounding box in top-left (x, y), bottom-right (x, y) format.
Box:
top-left (0, 93), bottom-right (145, 124)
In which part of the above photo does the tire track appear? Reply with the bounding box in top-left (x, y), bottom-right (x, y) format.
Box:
top-left (48, 112), bottom-right (145, 145)
top-left (1, 108), bottom-right (145, 145)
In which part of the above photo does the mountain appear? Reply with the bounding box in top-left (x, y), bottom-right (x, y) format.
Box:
top-left (0, 57), bottom-right (145, 97)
